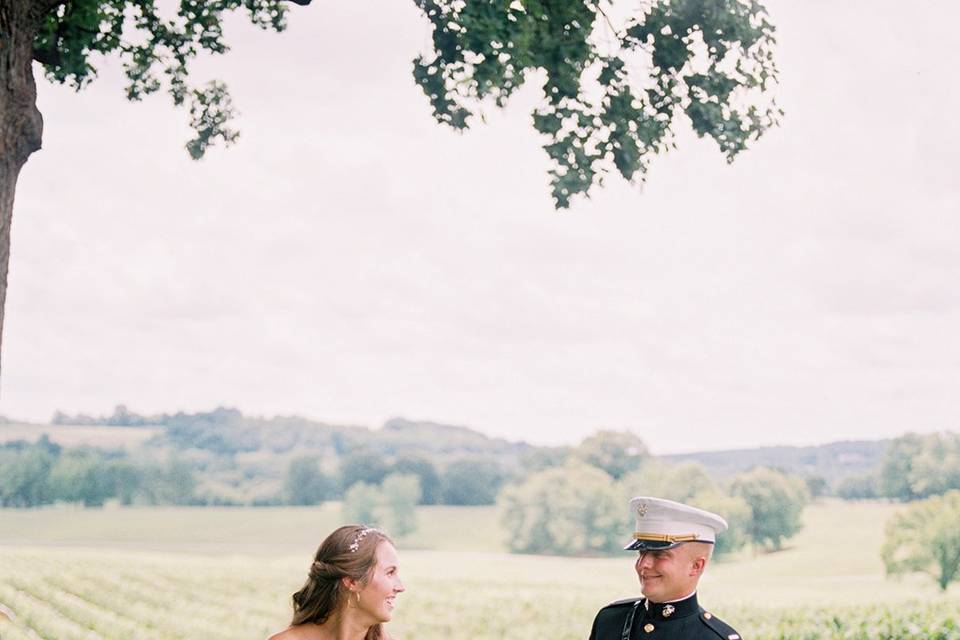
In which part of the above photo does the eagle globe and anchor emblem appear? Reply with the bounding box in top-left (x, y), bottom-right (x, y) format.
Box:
top-left (636, 500), bottom-right (674, 619)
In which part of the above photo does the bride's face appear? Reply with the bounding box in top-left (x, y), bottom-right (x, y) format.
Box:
top-left (357, 541), bottom-right (405, 623)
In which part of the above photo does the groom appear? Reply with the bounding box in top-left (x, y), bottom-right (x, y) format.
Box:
top-left (588, 496), bottom-right (742, 640)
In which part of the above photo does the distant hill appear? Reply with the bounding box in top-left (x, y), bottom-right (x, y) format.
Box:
top-left (661, 439), bottom-right (889, 485)
top-left (28, 406), bottom-right (532, 469)
top-left (8, 405), bottom-right (890, 487)
top-left (377, 417), bottom-right (531, 460)
top-left (0, 423), bottom-right (161, 448)
top-left (1, 408), bottom-right (537, 505)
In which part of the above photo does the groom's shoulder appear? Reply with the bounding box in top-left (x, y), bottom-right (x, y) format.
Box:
top-left (697, 608), bottom-right (743, 640)
top-left (593, 596), bottom-right (643, 621)
top-left (602, 596), bottom-right (644, 609)
top-left (591, 597), bottom-right (643, 638)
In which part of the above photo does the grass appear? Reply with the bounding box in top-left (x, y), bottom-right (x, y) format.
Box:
top-left (0, 502), bottom-right (504, 555)
top-left (0, 499), bottom-right (957, 640)
top-left (705, 498), bottom-right (922, 608)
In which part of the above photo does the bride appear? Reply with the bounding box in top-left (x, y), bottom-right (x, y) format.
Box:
top-left (269, 525), bottom-right (405, 640)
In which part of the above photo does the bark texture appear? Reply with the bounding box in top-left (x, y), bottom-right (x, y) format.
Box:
top-left (0, 0), bottom-right (45, 379)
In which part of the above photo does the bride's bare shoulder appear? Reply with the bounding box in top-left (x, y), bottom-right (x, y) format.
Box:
top-left (267, 627), bottom-right (313, 640)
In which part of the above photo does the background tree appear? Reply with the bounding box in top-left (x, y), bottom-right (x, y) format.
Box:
top-left (338, 449), bottom-right (389, 494)
top-left (0, 441), bottom-right (55, 507)
top-left (340, 474), bottom-right (421, 537)
top-left (879, 433), bottom-right (926, 501)
top-left (500, 462), bottom-right (622, 555)
top-left (730, 467), bottom-right (808, 551)
top-left (0, 438), bottom-right (148, 507)
top-left (619, 459), bottom-right (748, 555)
top-left (48, 450), bottom-right (116, 507)
top-left (908, 435), bottom-right (960, 497)
top-left (377, 473), bottom-right (422, 537)
top-left (519, 446), bottom-right (571, 474)
top-left (342, 481), bottom-right (380, 525)
top-left (391, 454), bottom-right (442, 505)
top-left (881, 490), bottom-right (960, 591)
top-left (109, 460), bottom-right (143, 506)
top-left (804, 475), bottom-right (828, 499)
top-left (837, 473), bottom-right (879, 501)
top-left (879, 433), bottom-right (960, 501)
top-left (0, 0), bottom-right (318, 372)
top-left (415, 0), bottom-right (781, 208)
top-left (143, 457), bottom-right (197, 505)
top-left (687, 491), bottom-right (750, 556)
top-left (441, 458), bottom-right (504, 505)
top-left (575, 430), bottom-right (648, 480)
top-left (283, 456), bottom-right (332, 506)
top-left (0, 0), bottom-right (781, 374)
top-left (619, 460), bottom-right (714, 502)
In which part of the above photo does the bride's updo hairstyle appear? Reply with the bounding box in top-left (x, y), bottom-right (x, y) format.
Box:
top-left (291, 525), bottom-right (391, 639)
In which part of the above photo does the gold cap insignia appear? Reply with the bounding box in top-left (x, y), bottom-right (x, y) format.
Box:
top-left (637, 503), bottom-right (649, 517)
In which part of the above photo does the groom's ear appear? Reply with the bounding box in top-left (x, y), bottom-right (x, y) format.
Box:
top-left (689, 556), bottom-right (707, 578)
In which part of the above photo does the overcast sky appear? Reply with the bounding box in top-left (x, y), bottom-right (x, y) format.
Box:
top-left (1, 1), bottom-right (957, 454)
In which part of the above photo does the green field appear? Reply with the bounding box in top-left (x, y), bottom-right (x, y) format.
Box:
top-left (1, 500), bottom-right (957, 640)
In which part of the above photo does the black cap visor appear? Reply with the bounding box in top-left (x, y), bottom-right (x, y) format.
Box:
top-left (623, 538), bottom-right (681, 552)
top-left (624, 539), bottom-right (716, 552)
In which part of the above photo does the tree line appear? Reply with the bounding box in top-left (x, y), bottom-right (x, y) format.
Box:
top-left (500, 431), bottom-right (809, 557)
top-left (34, 407), bottom-right (958, 505)
top-left (302, 430), bottom-right (810, 557)
top-left (5, 425), bottom-right (958, 590)
top-left (498, 430), bottom-right (960, 592)
top-left (0, 437), bottom-right (194, 507)
top-left (282, 452), bottom-right (504, 508)
top-left (0, 435), bottom-right (506, 509)
top-left (836, 432), bottom-right (960, 501)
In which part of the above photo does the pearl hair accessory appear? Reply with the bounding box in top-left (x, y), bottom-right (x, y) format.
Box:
top-left (349, 527), bottom-right (374, 553)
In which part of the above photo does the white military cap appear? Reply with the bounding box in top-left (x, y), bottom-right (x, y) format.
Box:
top-left (624, 496), bottom-right (728, 551)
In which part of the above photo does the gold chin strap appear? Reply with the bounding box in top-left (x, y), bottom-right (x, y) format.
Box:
top-left (633, 532), bottom-right (700, 543)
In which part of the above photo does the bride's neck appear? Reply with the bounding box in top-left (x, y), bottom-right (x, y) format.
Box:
top-left (313, 609), bottom-right (374, 640)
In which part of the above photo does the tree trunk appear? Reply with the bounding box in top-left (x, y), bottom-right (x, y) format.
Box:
top-left (0, 0), bottom-right (45, 380)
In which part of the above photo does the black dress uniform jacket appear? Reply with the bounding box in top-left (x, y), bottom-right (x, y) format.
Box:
top-left (588, 593), bottom-right (740, 640)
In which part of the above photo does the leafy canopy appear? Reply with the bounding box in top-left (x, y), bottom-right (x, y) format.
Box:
top-left (574, 429), bottom-right (648, 480)
top-left (879, 432), bottom-right (960, 501)
top-left (33, 0), bottom-right (779, 204)
top-left (619, 459), bottom-right (715, 503)
top-left (414, 0), bottom-right (781, 207)
top-left (342, 474), bottom-right (422, 537)
top-left (619, 460), bottom-right (749, 556)
top-left (34, 0), bottom-right (307, 159)
top-left (882, 490), bottom-right (960, 591)
top-left (500, 461), bottom-right (624, 555)
top-left (730, 466), bottom-right (808, 551)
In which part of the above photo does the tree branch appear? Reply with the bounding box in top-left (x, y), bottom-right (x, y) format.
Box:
top-left (591, 1), bottom-right (622, 42)
top-left (33, 46), bottom-right (61, 66)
